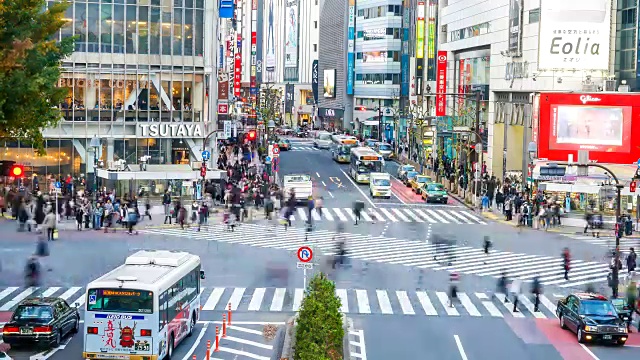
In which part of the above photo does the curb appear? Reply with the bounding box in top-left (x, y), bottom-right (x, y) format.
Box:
top-left (280, 315), bottom-right (297, 360)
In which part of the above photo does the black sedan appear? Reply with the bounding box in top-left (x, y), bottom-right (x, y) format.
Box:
top-left (556, 293), bottom-right (628, 345)
top-left (2, 297), bottom-right (80, 348)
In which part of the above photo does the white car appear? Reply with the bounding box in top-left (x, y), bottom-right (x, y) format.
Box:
top-left (283, 174), bottom-right (313, 202)
top-left (369, 173), bottom-right (391, 198)
top-left (313, 132), bottom-right (333, 149)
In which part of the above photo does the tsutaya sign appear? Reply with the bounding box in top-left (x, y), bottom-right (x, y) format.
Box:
top-left (137, 123), bottom-right (204, 137)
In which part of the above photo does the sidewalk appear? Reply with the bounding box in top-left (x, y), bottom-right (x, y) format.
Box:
top-left (2, 207), bottom-right (225, 231)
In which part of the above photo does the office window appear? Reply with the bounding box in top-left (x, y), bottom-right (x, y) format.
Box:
top-left (314, 21), bottom-right (318, 28)
top-left (313, 44), bottom-right (317, 52)
top-left (528, 8), bottom-right (540, 23)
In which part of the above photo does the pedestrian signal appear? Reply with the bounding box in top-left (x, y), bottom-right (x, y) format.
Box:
top-left (10, 164), bottom-right (24, 178)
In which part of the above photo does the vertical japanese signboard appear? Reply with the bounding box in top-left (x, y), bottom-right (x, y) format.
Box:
top-left (234, 34), bottom-right (242, 98)
top-left (346, 0), bottom-right (356, 95)
top-left (426, 0), bottom-right (437, 81)
top-left (457, 59), bottom-right (465, 114)
top-left (436, 51), bottom-right (447, 117)
top-left (250, 0), bottom-right (258, 95)
top-left (415, 1), bottom-right (425, 95)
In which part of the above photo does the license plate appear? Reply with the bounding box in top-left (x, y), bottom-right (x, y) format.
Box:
top-left (20, 328), bottom-right (33, 334)
top-left (603, 335), bottom-right (612, 340)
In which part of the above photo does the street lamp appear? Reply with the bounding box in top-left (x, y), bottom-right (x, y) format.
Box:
top-left (267, 119), bottom-right (276, 143)
top-left (89, 135), bottom-right (101, 201)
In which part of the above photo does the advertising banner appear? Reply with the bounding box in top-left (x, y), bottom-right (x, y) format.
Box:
top-left (265, 0), bottom-right (276, 81)
top-left (250, 30), bottom-right (257, 95)
top-left (256, 0), bottom-right (264, 83)
top-left (401, 0), bottom-right (410, 96)
top-left (416, 2), bottom-right (425, 59)
top-left (346, 0), bottom-right (356, 95)
top-left (284, 0), bottom-right (299, 68)
top-left (537, 92), bottom-right (640, 163)
top-left (457, 59), bottom-right (465, 113)
top-left (426, 0), bottom-right (437, 81)
top-left (218, 69), bottom-right (229, 100)
top-left (436, 51), bottom-right (447, 116)
top-left (508, 0), bottom-right (522, 56)
top-left (323, 69), bottom-right (336, 98)
top-left (312, 60), bottom-right (319, 103)
top-left (233, 34), bottom-right (242, 98)
top-left (538, 0), bottom-right (611, 70)
top-left (285, 83), bottom-right (295, 114)
top-left (219, 0), bottom-right (235, 18)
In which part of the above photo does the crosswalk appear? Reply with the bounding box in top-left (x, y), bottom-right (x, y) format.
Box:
top-left (256, 206), bottom-right (486, 225)
top-left (560, 233), bottom-right (640, 253)
top-left (0, 286), bottom-right (560, 319)
top-left (289, 146), bottom-right (322, 151)
top-left (143, 223), bottom-right (614, 288)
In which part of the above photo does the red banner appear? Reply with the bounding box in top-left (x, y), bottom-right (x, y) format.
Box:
top-left (233, 35), bottom-right (242, 98)
top-left (457, 59), bottom-right (465, 114)
top-left (436, 51), bottom-right (447, 117)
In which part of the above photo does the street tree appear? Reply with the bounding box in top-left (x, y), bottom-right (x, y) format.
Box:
top-left (294, 273), bottom-right (344, 360)
top-left (258, 84), bottom-right (282, 126)
top-left (0, 0), bottom-right (74, 153)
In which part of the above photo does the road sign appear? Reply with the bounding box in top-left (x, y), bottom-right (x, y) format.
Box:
top-left (272, 146), bottom-right (280, 156)
top-left (631, 181), bottom-right (637, 193)
top-left (297, 246), bottom-right (313, 262)
top-left (54, 181), bottom-right (61, 189)
top-left (268, 144), bottom-right (274, 158)
top-left (218, 103), bottom-right (229, 114)
top-left (265, 156), bottom-right (271, 163)
top-left (272, 156), bottom-right (279, 172)
top-left (297, 262), bottom-right (313, 269)
top-left (201, 150), bottom-right (211, 161)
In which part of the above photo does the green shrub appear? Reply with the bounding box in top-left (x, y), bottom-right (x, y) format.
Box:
top-left (294, 273), bottom-right (344, 360)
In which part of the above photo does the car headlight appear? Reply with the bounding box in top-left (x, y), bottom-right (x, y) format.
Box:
top-left (619, 327), bottom-right (628, 333)
top-left (584, 326), bottom-right (598, 332)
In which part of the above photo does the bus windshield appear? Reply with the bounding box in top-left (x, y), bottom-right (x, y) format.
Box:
top-left (338, 145), bottom-right (353, 155)
top-left (357, 161), bottom-right (383, 174)
top-left (87, 288), bottom-right (154, 314)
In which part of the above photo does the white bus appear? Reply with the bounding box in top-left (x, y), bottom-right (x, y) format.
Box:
top-left (331, 136), bottom-right (358, 163)
top-left (349, 147), bottom-right (384, 183)
top-left (83, 250), bottom-right (205, 360)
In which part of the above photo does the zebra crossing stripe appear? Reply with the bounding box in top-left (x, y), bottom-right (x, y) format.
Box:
top-left (356, 289), bottom-right (371, 314)
top-left (336, 289), bottom-right (349, 313)
top-left (228, 288), bottom-right (246, 311)
top-left (323, 210), bottom-right (334, 221)
top-left (343, 208), bottom-right (357, 221)
top-left (72, 293), bottom-right (86, 307)
top-left (270, 288), bottom-right (286, 312)
top-left (396, 291), bottom-right (415, 315)
top-left (439, 210), bottom-right (460, 223)
top-left (312, 210), bottom-right (322, 221)
top-left (296, 208), bottom-right (308, 221)
top-left (203, 287), bottom-right (225, 310)
top-left (0, 287), bottom-right (18, 303)
top-left (416, 291), bottom-right (438, 315)
top-left (414, 209), bottom-right (437, 223)
top-left (360, 210), bottom-right (373, 222)
top-left (333, 209), bottom-right (348, 221)
top-left (292, 289), bottom-right (304, 312)
top-left (436, 292), bottom-right (459, 316)
top-left (402, 208), bottom-right (423, 222)
top-left (494, 293), bottom-right (524, 318)
top-left (40, 287), bottom-right (61, 298)
top-left (475, 293), bottom-right (503, 317)
top-left (519, 295), bottom-right (546, 319)
top-left (0, 288), bottom-right (36, 311)
top-left (460, 211), bottom-right (486, 224)
top-left (379, 208), bottom-right (398, 222)
top-left (426, 209), bottom-right (448, 223)
top-left (449, 211), bottom-right (473, 224)
top-left (248, 288), bottom-right (265, 311)
top-left (458, 293), bottom-right (481, 317)
top-left (58, 287), bottom-right (82, 301)
top-left (392, 209), bottom-right (410, 222)
top-left (376, 290), bottom-right (393, 314)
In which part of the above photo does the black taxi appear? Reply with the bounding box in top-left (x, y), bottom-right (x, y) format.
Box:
top-left (556, 292), bottom-right (628, 345)
top-left (2, 297), bottom-right (80, 348)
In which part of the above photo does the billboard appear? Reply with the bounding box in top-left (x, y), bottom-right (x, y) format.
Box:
top-left (284, 0), bottom-right (299, 68)
top-left (265, 0), bottom-right (276, 80)
top-left (416, 2), bottom-right (425, 59)
top-left (346, 0), bottom-right (356, 95)
top-left (435, 51), bottom-right (447, 116)
top-left (538, 0), bottom-right (611, 71)
top-left (426, 0), bottom-right (437, 81)
top-left (312, 60), bottom-right (318, 103)
top-left (536, 93), bottom-right (640, 164)
top-left (508, 0), bottom-right (522, 56)
top-left (323, 69), bottom-right (336, 98)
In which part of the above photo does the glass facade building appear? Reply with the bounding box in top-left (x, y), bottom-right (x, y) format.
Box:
top-left (2, 0), bottom-right (212, 193)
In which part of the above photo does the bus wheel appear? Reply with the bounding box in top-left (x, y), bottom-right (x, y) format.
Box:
top-left (166, 334), bottom-right (175, 360)
top-left (188, 314), bottom-right (196, 337)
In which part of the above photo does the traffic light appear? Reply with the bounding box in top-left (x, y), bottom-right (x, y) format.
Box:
top-left (200, 164), bottom-right (207, 178)
top-left (247, 130), bottom-right (257, 141)
top-left (0, 160), bottom-right (16, 176)
top-left (9, 164), bottom-right (24, 178)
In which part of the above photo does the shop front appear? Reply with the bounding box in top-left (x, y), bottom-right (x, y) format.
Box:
top-left (318, 108), bottom-right (344, 131)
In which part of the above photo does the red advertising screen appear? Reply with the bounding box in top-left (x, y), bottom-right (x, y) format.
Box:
top-left (537, 92), bottom-right (640, 164)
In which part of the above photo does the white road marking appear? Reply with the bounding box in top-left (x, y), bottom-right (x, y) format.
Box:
top-left (247, 288), bottom-right (265, 311)
top-left (316, 172), bottom-right (321, 178)
top-left (436, 292), bottom-right (459, 316)
top-left (202, 288), bottom-right (226, 310)
top-left (328, 191), bottom-right (334, 198)
top-left (416, 291), bottom-right (438, 315)
top-left (270, 288), bottom-right (286, 312)
top-left (181, 322), bottom-right (209, 360)
top-left (454, 335), bottom-right (469, 360)
top-left (228, 288), bottom-right (246, 311)
top-left (475, 293), bottom-right (503, 317)
top-left (336, 289), bottom-right (349, 313)
top-left (58, 287), bottom-right (82, 301)
top-left (292, 288), bottom-right (304, 311)
top-left (376, 290), bottom-right (393, 314)
top-left (1, 287), bottom-right (36, 311)
top-left (458, 293), bottom-right (481, 317)
top-left (396, 291), bottom-right (415, 315)
top-left (322, 181), bottom-right (327, 186)
top-left (356, 289), bottom-right (371, 314)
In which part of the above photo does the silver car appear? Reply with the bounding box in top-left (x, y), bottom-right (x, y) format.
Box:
top-left (375, 142), bottom-right (393, 159)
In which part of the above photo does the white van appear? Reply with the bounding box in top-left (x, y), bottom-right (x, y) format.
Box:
top-left (313, 131), bottom-right (333, 149)
top-left (369, 172), bottom-right (391, 198)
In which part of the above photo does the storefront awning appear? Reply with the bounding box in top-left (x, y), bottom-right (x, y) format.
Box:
top-left (364, 120), bottom-right (379, 126)
top-left (533, 161), bottom-right (638, 195)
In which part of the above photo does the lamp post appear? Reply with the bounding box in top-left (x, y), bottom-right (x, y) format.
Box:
top-left (267, 119), bottom-right (276, 143)
top-left (89, 136), bottom-right (101, 201)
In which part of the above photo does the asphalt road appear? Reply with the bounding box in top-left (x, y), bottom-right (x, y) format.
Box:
top-left (1, 145), bottom-right (639, 359)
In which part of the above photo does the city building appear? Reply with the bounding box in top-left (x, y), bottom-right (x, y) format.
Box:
top-left (1, 0), bottom-right (217, 194)
top-left (259, 0), bottom-right (319, 127)
top-left (437, 0), bottom-right (617, 181)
